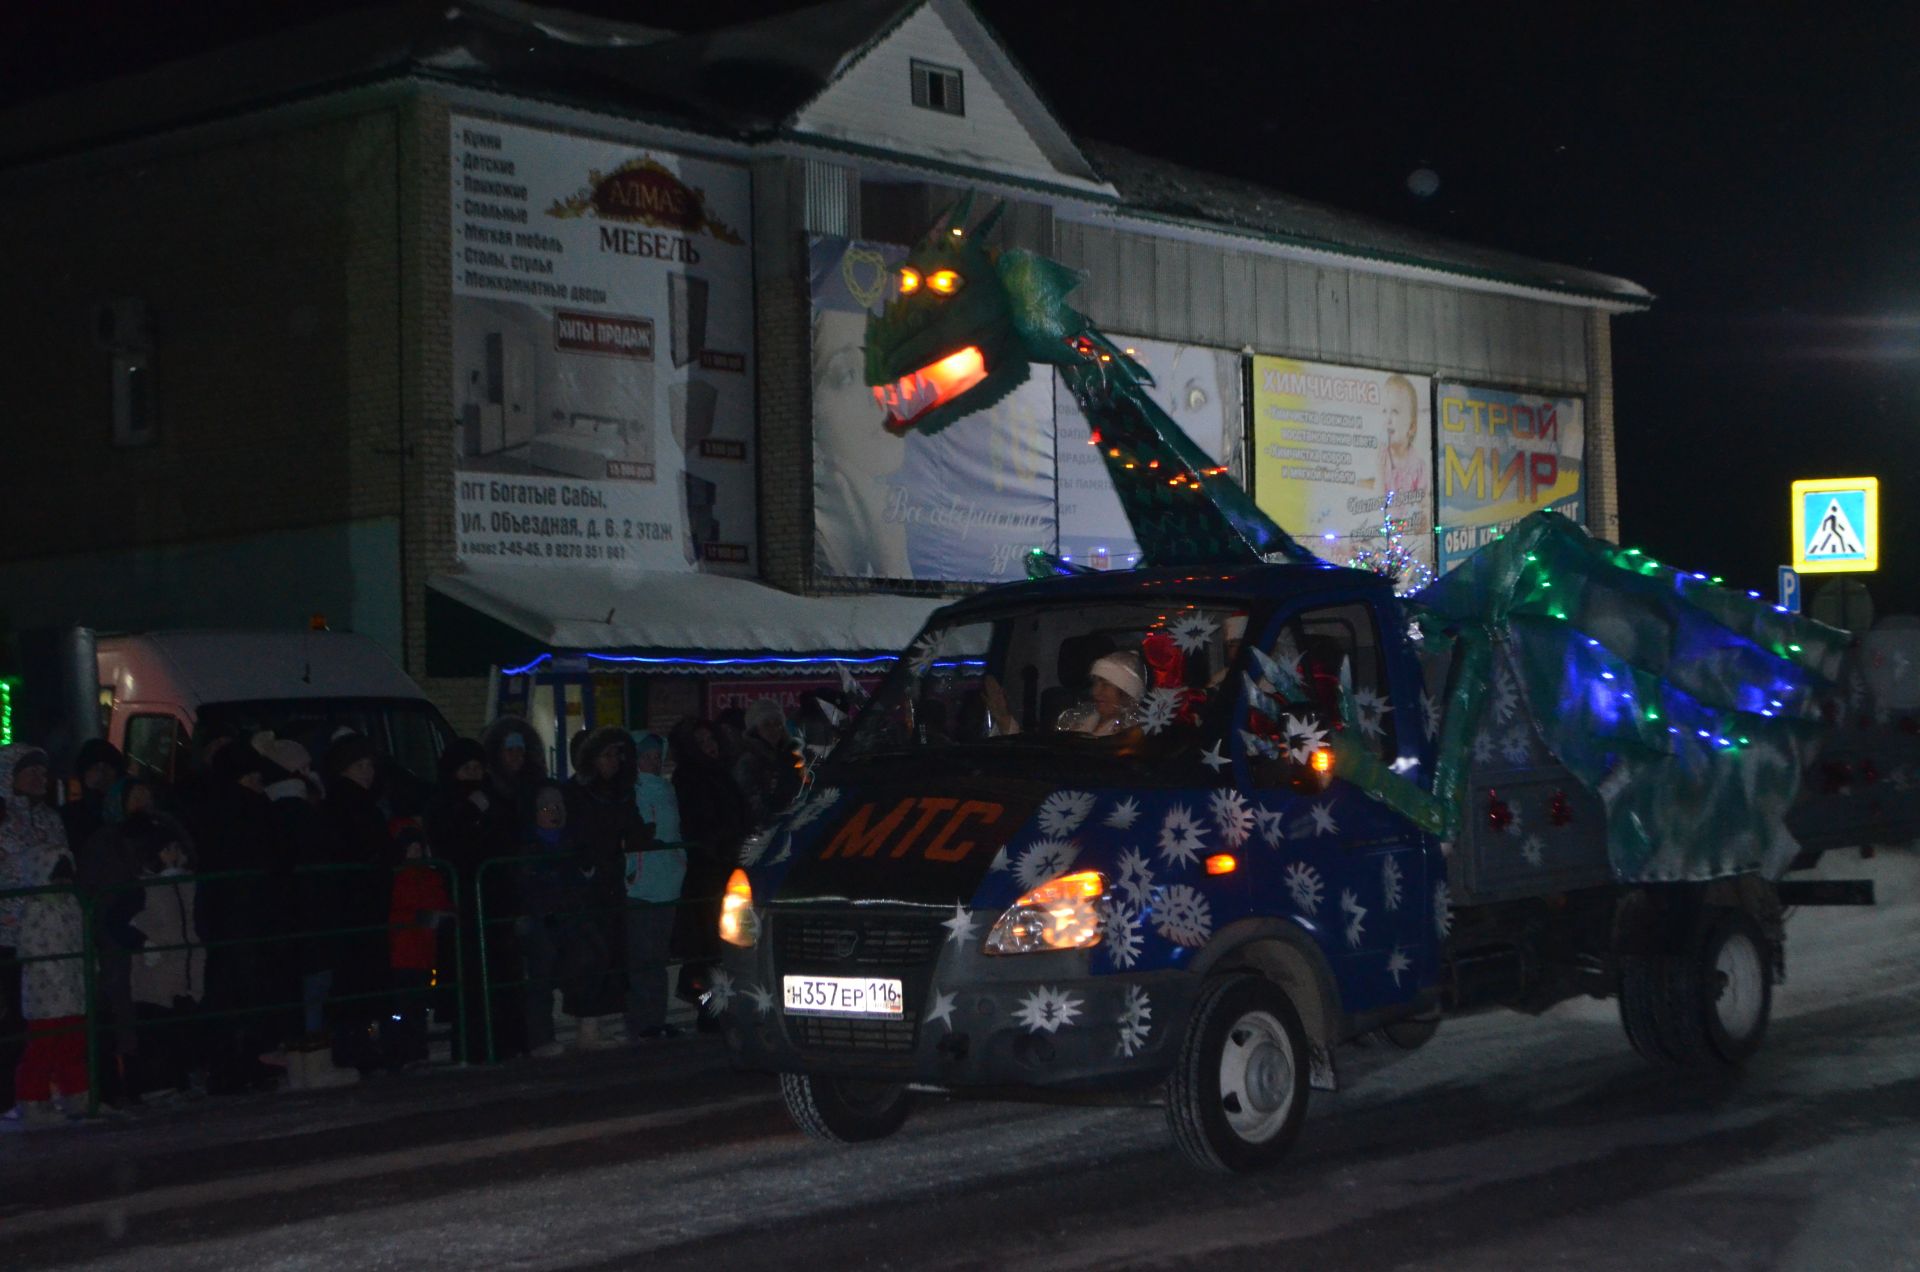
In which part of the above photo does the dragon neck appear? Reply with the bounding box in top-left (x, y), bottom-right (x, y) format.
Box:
top-left (1056, 334), bottom-right (1318, 569)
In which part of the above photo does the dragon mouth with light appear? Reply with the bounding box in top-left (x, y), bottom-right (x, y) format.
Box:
top-left (871, 346), bottom-right (988, 431)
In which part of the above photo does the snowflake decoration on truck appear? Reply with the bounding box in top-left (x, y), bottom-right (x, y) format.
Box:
top-left (1169, 612), bottom-right (1219, 655)
top-left (1115, 985), bottom-right (1153, 1058)
top-left (1351, 687), bottom-right (1392, 742)
top-left (1208, 788), bottom-right (1254, 847)
top-left (1015, 838), bottom-right (1079, 890)
top-left (905, 630), bottom-right (944, 676)
top-left (1114, 847), bottom-right (1155, 905)
top-left (1283, 714), bottom-right (1329, 764)
top-left (787, 786), bottom-right (840, 831)
top-left (1341, 888), bottom-right (1368, 948)
top-left (1434, 881), bottom-right (1453, 939)
top-left (1103, 796), bottom-right (1141, 830)
top-left (1014, 985), bottom-right (1084, 1034)
top-left (1254, 805), bottom-right (1285, 848)
top-left (1381, 854), bottom-right (1404, 911)
top-left (1099, 899), bottom-right (1145, 969)
top-left (1153, 884), bottom-right (1213, 947)
top-left (1284, 862), bottom-right (1325, 915)
top-left (1036, 790), bottom-right (1095, 836)
top-left (1157, 803), bottom-right (1208, 868)
top-left (1139, 687), bottom-right (1185, 735)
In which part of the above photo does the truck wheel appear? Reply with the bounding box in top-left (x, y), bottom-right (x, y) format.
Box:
top-left (1666, 910), bottom-right (1773, 1067)
top-left (1167, 975), bottom-right (1310, 1173)
top-left (779, 1072), bottom-right (913, 1144)
top-left (1619, 956), bottom-right (1678, 1064)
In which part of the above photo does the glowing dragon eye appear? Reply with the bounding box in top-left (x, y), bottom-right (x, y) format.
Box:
top-left (927, 269), bottom-right (964, 295)
top-left (899, 268), bottom-right (922, 295)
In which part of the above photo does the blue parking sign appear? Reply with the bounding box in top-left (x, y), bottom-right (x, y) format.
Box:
top-left (1778, 566), bottom-right (1800, 613)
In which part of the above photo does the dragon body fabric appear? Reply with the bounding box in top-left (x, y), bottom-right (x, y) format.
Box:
top-left (864, 197), bottom-right (1844, 883)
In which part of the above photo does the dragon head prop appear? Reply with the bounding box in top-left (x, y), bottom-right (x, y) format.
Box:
top-left (865, 194), bottom-right (1086, 435)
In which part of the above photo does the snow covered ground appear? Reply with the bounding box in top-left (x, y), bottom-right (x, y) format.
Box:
top-left (7, 847), bottom-right (1918, 1271)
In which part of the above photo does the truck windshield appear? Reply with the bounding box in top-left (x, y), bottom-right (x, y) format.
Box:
top-left (837, 599), bottom-right (1248, 772)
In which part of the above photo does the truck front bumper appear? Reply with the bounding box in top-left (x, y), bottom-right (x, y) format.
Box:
top-left (719, 909), bottom-right (1199, 1093)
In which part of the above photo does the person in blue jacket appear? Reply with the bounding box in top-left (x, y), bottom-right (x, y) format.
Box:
top-left (624, 732), bottom-right (685, 1040)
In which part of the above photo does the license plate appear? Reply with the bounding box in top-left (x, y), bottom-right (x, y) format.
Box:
top-left (782, 975), bottom-right (904, 1018)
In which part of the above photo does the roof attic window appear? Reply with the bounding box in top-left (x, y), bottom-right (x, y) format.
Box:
top-left (910, 60), bottom-right (964, 116)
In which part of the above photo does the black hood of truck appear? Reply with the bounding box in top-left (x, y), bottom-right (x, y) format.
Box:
top-left (773, 774), bottom-right (1057, 906)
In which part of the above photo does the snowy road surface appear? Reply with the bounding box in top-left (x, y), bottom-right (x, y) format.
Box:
top-left (5, 849), bottom-right (1918, 1271)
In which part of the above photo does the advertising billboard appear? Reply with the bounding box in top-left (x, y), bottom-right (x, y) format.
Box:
top-left (810, 235), bottom-right (1056, 584)
top-left (1433, 383), bottom-right (1584, 572)
top-left (450, 117), bottom-right (755, 572)
top-left (1054, 337), bottom-right (1241, 570)
top-left (1251, 356), bottom-right (1434, 580)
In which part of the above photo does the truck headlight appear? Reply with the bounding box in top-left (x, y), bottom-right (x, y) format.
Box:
top-left (983, 870), bottom-right (1106, 955)
top-left (718, 868), bottom-right (758, 947)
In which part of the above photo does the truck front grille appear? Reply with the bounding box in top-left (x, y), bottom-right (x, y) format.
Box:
top-left (789, 1016), bottom-right (918, 1054)
top-left (774, 913), bottom-right (940, 967)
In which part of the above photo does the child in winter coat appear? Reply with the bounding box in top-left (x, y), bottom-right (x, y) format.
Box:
top-left (384, 818), bottom-right (452, 1070)
top-left (3, 746), bottom-right (89, 1124)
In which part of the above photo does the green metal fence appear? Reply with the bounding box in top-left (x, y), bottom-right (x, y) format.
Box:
top-left (0, 847), bottom-right (717, 1114)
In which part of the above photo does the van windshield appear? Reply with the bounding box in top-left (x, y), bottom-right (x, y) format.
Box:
top-left (835, 599), bottom-right (1248, 777)
top-left (194, 697), bottom-right (451, 790)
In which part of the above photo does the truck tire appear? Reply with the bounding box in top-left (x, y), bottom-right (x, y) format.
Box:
top-left (1619, 956), bottom-right (1679, 1064)
top-left (1663, 910), bottom-right (1773, 1068)
top-left (779, 1073), bottom-right (913, 1144)
top-left (1167, 975), bottom-right (1310, 1173)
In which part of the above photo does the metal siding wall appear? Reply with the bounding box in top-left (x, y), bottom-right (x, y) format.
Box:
top-left (801, 159), bottom-right (857, 237)
top-left (1029, 221), bottom-right (1593, 391)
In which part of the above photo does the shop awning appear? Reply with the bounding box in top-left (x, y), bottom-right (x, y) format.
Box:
top-left (425, 568), bottom-right (944, 676)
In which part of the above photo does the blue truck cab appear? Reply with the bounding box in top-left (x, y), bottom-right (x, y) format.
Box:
top-left (719, 559), bottom-right (1460, 1170)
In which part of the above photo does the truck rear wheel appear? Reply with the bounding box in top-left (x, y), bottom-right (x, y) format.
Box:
top-left (1167, 975), bottom-right (1310, 1173)
top-left (780, 1073), bottom-right (913, 1144)
top-left (1619, 910), bottom-right (1771, 1069)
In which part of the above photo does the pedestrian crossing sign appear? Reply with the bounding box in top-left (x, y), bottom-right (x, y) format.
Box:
top-left (1791, 476), bottom-right (1878, 574)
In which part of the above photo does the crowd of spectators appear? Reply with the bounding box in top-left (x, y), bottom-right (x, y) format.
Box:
top-left (0, 697), bottom-right (808, 1127)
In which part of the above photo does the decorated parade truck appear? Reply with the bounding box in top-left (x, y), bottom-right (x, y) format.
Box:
top-left (714, 198), bottom-right (1885, 1172)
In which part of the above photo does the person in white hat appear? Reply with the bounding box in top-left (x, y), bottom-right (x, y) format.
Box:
top-left (1058, 651), bottom-right (1147, 737)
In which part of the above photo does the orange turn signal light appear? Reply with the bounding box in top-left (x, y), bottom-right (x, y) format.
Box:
top-left (1205, 854), bottom-right (1237, 875)
top-left (1311, 747), bottom-right (1335, 775)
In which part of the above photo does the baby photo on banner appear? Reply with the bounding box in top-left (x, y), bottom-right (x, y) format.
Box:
top-left (1250, 356), bottom-right (1434, 579)
top-left (1433, 383), bottom-right (1584, 573)
top-left (808, 235), bottom-right (1056, 584)
top-left (1053, 336), bottom-right (1242, 570)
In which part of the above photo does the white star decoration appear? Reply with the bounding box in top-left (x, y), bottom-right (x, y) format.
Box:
top-left (942, 901), bottom-right (979, 947)
top-left (1341, 888), bottom-right (1367, 948)
top-left (1115, 985), bottom-right (1153, 1058)
top-left (703, 968), bottom-right (735, 1013)
top-left (1352, 688), bottom-right (1392, 742)
top-left (1201, 740), bottom-right (1231, 772)
top-left (1284, 862), bottom-right (1324, 915)
top-left (1434, 882), bottom-right (1453, 940)
top-left (906, 630), bottom-right (943, 675)
top-left (1169, 612), bottom-right (1219, 654)
top-left (1140, 687), bottom-right (1184, 735)
top-left (1104, 796), bottom-right (1141, 829)
top-left (1115, 847), bottom-right (1155, 905)
top-left (924, 989), bottom-right (958, 1031)
top-left (1013, 985), bottom-right (1084, 1034)
top-left (1015, 838), bottom-right (1079, 890)
top-left (988, 846), bottom-right (1011, 873)
top-left (1254, 805), bottom-right (1286, 848)
top-left (1420, 691), bottom-right (1442, 741)
top-left (1386, 947), bottom-right (1411, 987)
top-left (1100, 900), bottom-right (1145, 968)
top-left (1036, 790), bottom-right (1095, 836)
top-left (1208, 788), bottom-right (1254, 847)
top-left (1283, 714), bottom-right (1329, 764)
top-left (744, 983), bottom-right (776, 1017)
top-left (1157, 804), bottom-right (1208, 867)
top-left (1154, 884), bottom-right (1214, 947)
top-left (1308, 801), bottom-right (1338, 836)
top-left (1520, 834), bottom-right (1545, 867)
top-left (1381, 855), bottom-right (1404, 910)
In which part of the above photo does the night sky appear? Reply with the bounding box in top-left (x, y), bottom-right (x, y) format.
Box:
top-left (8, 1), bottom-right (1916, 612)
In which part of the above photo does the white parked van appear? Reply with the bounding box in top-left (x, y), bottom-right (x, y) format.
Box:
top-left (97, 630), bottom-right (452, 793)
